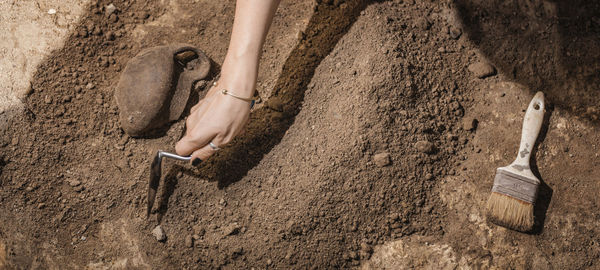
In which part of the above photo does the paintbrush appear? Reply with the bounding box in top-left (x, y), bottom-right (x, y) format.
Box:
top-left (486, 91), bottom-right (545, 232)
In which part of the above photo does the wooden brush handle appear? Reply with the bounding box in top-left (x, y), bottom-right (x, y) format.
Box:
top-left (514, 91), bottom-right (545, 166)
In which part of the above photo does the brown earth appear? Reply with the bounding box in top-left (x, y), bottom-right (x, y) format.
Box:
top-left (1, 0), bottom-right (599, 269)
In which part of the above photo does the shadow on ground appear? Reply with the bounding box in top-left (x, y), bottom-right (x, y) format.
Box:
top-left (187, 0), bottom-right (375, 188)
top-left (454, 0), bottom-right (600, 123)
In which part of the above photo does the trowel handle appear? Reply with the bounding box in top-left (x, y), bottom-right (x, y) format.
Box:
top-left (514, 92), bottom-right (545, 166)
top-left (158, 151), bottom-right (192, 161)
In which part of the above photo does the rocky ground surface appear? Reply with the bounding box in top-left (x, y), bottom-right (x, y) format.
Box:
top-left (0, 0), bottom-right (599, 269)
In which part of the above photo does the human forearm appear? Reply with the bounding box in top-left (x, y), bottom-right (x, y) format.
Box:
top-left (176, 0), bottom-right (281, 161)
top-left (220, 0), bottom-right (281, 97)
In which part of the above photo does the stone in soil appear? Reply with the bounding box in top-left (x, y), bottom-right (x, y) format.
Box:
top-left (468, 62), bottom-right (496, 79)
top-left (415, 140), bottom-right (435, 154)
top-left (222, 223), bottom-right (240, 237)
top-left (67, 179), bottom-right (81, 187)
top-left (152, 225), bottom-right (166, 242)
top-left (373, 152), bottom-right (391, 167)
top-left (185, 235), bottom-right (193, 248)
top-left (105, 4), bottom-right (117, 16)
top-left (105, 31), bottom-right (115, 41)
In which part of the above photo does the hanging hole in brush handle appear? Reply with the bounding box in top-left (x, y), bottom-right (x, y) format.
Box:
top-left (514, 91), bottom-right (545, 166)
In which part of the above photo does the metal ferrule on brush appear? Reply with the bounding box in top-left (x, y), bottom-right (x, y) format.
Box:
top-left (491, 168), bottom-right (539, 204)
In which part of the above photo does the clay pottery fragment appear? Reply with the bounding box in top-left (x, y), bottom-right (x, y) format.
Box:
top-left (115, 44), bottom-right (210, 136)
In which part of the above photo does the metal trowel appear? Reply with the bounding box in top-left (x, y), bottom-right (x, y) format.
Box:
top-left (147, 151), bottom-right (192, 218)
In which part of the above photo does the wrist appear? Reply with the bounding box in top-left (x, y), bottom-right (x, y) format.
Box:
top-left (219, 55), bottom-right (259, 97)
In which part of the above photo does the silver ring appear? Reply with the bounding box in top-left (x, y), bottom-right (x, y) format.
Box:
top-left (209, 142), bottom-right (220, 151)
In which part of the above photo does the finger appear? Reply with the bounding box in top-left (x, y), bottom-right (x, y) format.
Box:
top-left (189, 143), bottom-right (218, 164)
top-left (175, 129), bottom-right (217, 156)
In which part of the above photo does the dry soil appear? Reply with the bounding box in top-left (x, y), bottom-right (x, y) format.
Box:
top-left (0, 0), bottom-right (599, 269)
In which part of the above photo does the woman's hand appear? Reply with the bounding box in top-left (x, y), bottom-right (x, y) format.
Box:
top-left (175, 82), bottom-right (252, 164)
top-left (175, 0), bottom-right (281, 164)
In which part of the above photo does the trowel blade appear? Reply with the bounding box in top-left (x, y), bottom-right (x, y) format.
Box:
top-left (147, 153), bottom-right (162, 218)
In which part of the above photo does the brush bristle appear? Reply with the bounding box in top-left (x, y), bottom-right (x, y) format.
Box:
top-left (486, 192), bottom-right (534, 232)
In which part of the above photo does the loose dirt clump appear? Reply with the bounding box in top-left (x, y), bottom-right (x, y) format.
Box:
top-left (1, 0), bottom-right (599, 269)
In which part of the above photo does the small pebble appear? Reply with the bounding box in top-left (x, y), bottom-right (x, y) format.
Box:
top-left (222, 222), bottom-right (240, 237)
top-left (468, 62), bottom-right (496, 79)
top-left (152, 225), bottom-right (166, 242)
top-left (86, 82), bottom-right (95, 90)
top-left (373, 152), bottom-right (391, 167)
top-left (96, 94), bottom-right (104, 104)
top-left (185, 235), bottom-right (193, 248)
top-left (68, 179), bottom-right (81, 187)
top-left (232, 247), bottom-right (243, 256)
top-left (105, 31), bottom-right (115, 41)
top-left (105, 4), bottom-right (117, 16)
top-left (415, 140), bottom-right (435, 154)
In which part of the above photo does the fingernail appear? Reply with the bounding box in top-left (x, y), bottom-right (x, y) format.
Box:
top-left (192, 158), bottom-right (201, 166)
